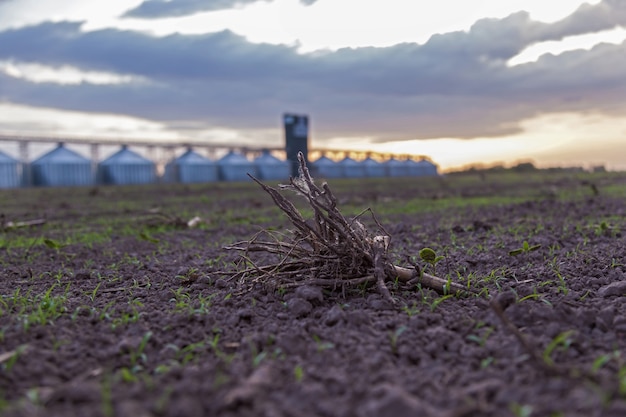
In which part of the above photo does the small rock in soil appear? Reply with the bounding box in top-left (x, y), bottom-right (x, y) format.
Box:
top-left (286, 298), bottom-right (313, 317)
top-left (614, 316), bottom-right (626, 333)
top-left (224, 364), bottom-right (274, 406)
top-left (595, 306), bottom-right (615, 332)
top-left (214, 278), bottom-right (229, 289)
top-left (237, 308), bottom-right (254, 322)
top-left (367, 294), bottom-right (393, 310)
top-left (295, 285), bottom-right (324, 304)
top-left (360, 384), bottom-right (433, 417)
top-left (74, 270), bottom-right (91, 280)
top-left (492, 291), bottom-right (516, 311)
top-left (597, 280), bottom-right (626, 297)
top-left (323, 305), bottom-right (345, 326)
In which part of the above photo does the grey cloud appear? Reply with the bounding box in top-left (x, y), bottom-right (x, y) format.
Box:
top-left (545, 0), bottom-right (626, 38)
top-left (0, 1), bottom-right (625, 143)
top-left (446, 0), bottom-right (626, 62)
top-left (122, 0), bottom-right (317, 19)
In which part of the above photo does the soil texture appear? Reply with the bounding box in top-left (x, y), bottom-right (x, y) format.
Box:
top-left (1, 173), bottom-right (625, 417)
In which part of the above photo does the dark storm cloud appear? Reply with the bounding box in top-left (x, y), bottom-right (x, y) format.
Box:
top-left (0, 0), bottom-right (625, 142)
top-left (122, 0), bottom-right (317, 18)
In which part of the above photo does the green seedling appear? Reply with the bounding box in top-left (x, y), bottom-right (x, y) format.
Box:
top-left (293, 364), bottom-right (304, 383)
top-left (509, 402), bottom-right (533, 417)
top-left (206, 331), bottom-right (234, 364)
top-left (429, 294), bottom-right (454, 311)
top-left (20, 283), bottom-right (69, 331)
top-left (119, 367), bottom-right (138, 383)
top-left (98, 301), bottom-right (115, 321)
top-left (592, 351), bottom-right (620, 372)
top-left (390, 325), bottom-right (407, 355)
top-left (480, 357), bottom-right (494, 368)
top-left (619, 366), bottom-right (626, 396)
top-left (509, 241), bottom-right (542, 256)
top-left (43, 237), bottom-right (67, 250)
top-left (611, 258), bottom-right (624, 268)
top-left (419, 247), bottom-right (445, 273)
top-left (138, 231), bottom-right (159, 244)
top-left (518, 290), bottom-right (551, 305)
top-left (129, 331), bottom-right (152, 371)
top-left (85, 282), bottom-right (102, 302)
top-left (312, 335), bottom-right (334, 351)
top-left (98, 372), bottom-right (116, 416)
top-left (593, 221), bottom-right (615, 237)
top-left (543, 330), bottom-right (574, 366)
top-left (0, 344), bottom-right (29, 371)
top-left (402, 301), bottom-right (419, 317)
top-left (154, 387), bottom-right (174, 414)
top-left (466, 323), bottom-right (494, 347)
top-left (252, 351), bottom-right (267, 368)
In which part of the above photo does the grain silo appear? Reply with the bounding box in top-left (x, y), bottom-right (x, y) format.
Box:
top-left (164, 148), bottom-right (218, 183)
top-left (312, 155), bottom-right (343, 179)
top-left (406, 159), bottom-right (423, 176)
top-left (30, 143), bottom-right (93, 187)
top-left (362, 156), bottom-right (386, 177)
top-left (254, 150), bottom-right (290, 181)
top-left (339, 156), bottom-right (366, 178)
top-left (98, 145), bottom-right (156, 185)
top-left (417, 159), bottom-right (438, 176)
top-left (0, 150), bottom-right (21, 188)
top-left (384, 157), bottom-right (410, 177)
top-left (218, 150), bottom-right (257, 181)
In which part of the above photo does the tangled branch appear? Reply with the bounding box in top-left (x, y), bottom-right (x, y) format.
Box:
top-left (225, 152), bottom-right (467, 302)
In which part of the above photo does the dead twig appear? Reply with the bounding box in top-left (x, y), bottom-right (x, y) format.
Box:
top-left (225, 152), bottom-right (469, 301)
top-left (2, 218), bottom-right (46, 231)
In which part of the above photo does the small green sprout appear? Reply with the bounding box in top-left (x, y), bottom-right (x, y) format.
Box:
top-left (0, 344), bottom-right (29, 372)
top-left (138, 231), bottom-right (159, 244)
top-left (43, 237), bottom-right (66, 250)
top-left (509, 402), bottom-right (533, 417)
top-left (509, 241), bottom-right (541, 256)
top-left (390, 325), bottom-right (407, 355)
top-left (311, 335), bottom-right (334, 351)
top-left (593, 221), bottom-right (618, 237)
top-left (429, 294), bottom-right (454, 311)
top-left (543, 330), bottom-right (574, 366)
top-left (129, 331), bottom-right (152, 370)
top-left (419, 247), bottom-right (445, 275)
top-left (293, 364), bottom-right (304, 383)
top-left (419, 247), bottom-right (444, 266)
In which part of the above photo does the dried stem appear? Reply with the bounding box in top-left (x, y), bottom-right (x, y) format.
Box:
top-left (225, 151), bottom-right (468, 301)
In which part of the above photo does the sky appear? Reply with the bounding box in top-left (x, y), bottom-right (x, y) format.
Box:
top-left (0, 0), bottom-right (625, 171)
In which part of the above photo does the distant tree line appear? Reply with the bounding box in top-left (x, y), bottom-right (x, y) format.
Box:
top-left (446, 161), bottom-right (603, 176)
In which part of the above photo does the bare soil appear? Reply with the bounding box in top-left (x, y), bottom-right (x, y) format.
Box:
top-left (1, 173), bottom-right (625, 417)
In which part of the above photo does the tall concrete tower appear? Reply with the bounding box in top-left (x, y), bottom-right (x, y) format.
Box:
top-left (283, 113), bottom-right (309, 177)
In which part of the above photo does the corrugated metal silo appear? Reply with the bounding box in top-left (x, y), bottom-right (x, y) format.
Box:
top-left (417, 159), bottom-right (438, 176)
top-left (406, 159), bottom-right (423, 176)
top-left (384, 157), bottom-right (410, 177)
top-left (312, 155), bottom-right (343, 179)
top-left (218, 150), bottom-right (256, 182)
top-left (164, 148), bottom-right (218, 183)
top-left (339, 156), bottom-right (366, 178)
top-left (362, 156), bottom-right (386, 177)
top-left (0, 150), bottom-right (21, 188)
top-left (98, 145), bottom-right (156, 185)
top-left (31, 143), bottom-right (93, 187)
top-left (254, 150), bottom-right (290, 181)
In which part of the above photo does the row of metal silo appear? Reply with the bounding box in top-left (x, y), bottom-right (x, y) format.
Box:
top-left (0, 144), bottom-right (293, 188)
top-left (312, 156), bottom-right (438, 178)
top-left (163, 148), bottom-right (291, 183)
top-left (0, 144), bottom-right (438, 188)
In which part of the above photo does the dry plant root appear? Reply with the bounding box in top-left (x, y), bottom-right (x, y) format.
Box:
top-left (225, 152), bottom-right (468, 303)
